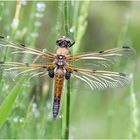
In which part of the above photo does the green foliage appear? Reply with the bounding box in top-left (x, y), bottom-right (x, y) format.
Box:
top-left (0, 77), bottom-right (25, 128)
top-left (74, 1), bottom-right (89, 53)
top-left (129, 74), bottom-right (138, 139)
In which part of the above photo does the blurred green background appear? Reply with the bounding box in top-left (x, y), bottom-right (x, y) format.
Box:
top-left (0, 1), bottom-right (139, 139)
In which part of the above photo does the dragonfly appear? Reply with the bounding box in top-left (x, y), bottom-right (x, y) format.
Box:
top-left (0, 35), bottom-right (135, 119)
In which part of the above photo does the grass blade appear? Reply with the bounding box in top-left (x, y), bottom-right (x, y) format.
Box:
top-left (0, 78), bottom-right (25, 128)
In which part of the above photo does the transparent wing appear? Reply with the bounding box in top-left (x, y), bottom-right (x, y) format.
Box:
top-left (66, 65), bottom-right (131, 90)
top-left (69, 46), bottom-right (135, 69)
top-left (0, 61), bottom-right (54, 80)
top-left (0, 36), bottom-right (55, 63)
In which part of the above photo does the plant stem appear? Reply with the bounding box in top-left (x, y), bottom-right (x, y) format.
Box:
top-left (63, 1), bottom-right (70, 139)
top-left (129, 74), bottom-right (138, 139)
top-left (64, 1), bottom-right (69, 35)
top-left (64, 80), bottom-right (70, 139)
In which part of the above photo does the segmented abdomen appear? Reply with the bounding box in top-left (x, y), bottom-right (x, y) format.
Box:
top-left (53, 69), bottom-right (64, 119)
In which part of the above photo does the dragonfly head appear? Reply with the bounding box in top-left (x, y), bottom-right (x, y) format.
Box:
top-left (56, 36), bottom-right (75, 48)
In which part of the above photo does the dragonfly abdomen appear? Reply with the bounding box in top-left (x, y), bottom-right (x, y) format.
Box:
top-left (53, 96), bottom-right (61, 119)
top-left (53, 69), bottom-right (64, 118)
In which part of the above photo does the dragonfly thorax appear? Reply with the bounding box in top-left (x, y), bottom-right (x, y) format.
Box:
top-left (55, 55), bottom-right (66, 68)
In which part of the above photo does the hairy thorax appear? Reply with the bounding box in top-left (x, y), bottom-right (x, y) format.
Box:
top-left (54, 47), bottom-right (70, 68)
top-left (56, 47), bottom-right (70, 56)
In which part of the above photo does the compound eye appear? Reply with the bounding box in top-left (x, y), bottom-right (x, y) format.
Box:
top-left (67, 41), bottom-right (71, 47)
top-left (66, 39), bottom-right (75, 47)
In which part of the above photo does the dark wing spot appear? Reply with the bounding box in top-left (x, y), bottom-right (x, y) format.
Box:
top-left (122, 46), bottom-right (130, 49)
top-left (42, 66), bottom-right (47, 68)
top-left (73, 69), bottom-right (77, 72)
top-left (65, 70), bottom-right (71, 80)
top-left (20, 43), bottom-right (26, 47)
top-left (93, 69), bottom-right (97, 72)
top-left (0, 61), bottom-right (4, 64)
top-left (0, 36), bottom-right (5, 39)
top-left (48, 69), bottom-right (54, 78)
top-left (119, 72), bottom-right (126, 77)
top-left (99, 50), bottom-right (104, 53)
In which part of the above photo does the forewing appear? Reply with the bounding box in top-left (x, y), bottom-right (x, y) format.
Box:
top-left (69, 46), bottom-right (135, 69)
top-left (67, 65), bottom-right (131, 90)
top-left (0, 36), bottom-right (55, 63)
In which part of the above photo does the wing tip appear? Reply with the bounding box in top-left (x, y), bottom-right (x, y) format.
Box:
top-left (122, 45), bottom-right (130, 49)
top-left (122, 46), bottom-right (136, 56)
